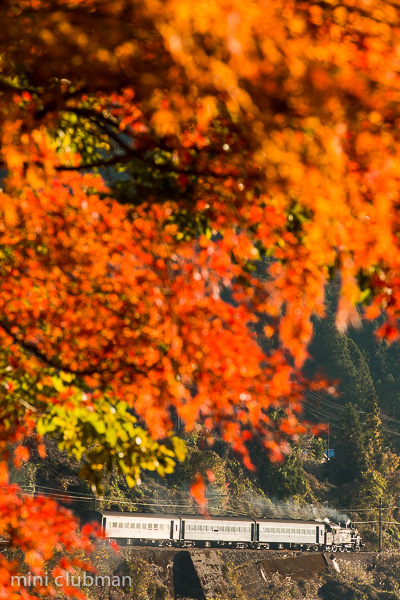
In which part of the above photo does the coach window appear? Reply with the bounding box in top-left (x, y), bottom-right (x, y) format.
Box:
top-left (142, 524), bottom-right (147, 529)
top-left (118, 523), bottom-right (123, 528)
top-left (154, 524), bottom-right (158, 530)
top-left (148, 524), bottom-right (153, 530)
top-left (124, 523), bottom-right (129, 528)
top-left (112, 522), bottom-right (117, 528)
top-left (136, 523), bottom-right (141, 529)
top-left (291, 528), bottom-right (295, 534)
top-left (286, 528), bottom-right (290, 534)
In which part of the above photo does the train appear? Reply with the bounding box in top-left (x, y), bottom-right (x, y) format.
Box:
top-left (81, 510), bottom-right (363, 552)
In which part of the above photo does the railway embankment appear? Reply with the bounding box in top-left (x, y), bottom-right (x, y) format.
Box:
top-left (121, 547), bottom-right (378, 599)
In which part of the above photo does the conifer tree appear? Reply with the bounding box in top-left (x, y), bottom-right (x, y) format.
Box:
top-left (363, 390), bottom-right (385, 471)
top-left (333, 403), bottom-right (367, 484)
top-left (347, 340), bottom-right (377, 411)
top-left (356, 393), bottom-right (398, 511)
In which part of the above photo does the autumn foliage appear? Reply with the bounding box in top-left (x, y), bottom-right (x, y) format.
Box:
top-left (1, 0), bottom-right (400, 596)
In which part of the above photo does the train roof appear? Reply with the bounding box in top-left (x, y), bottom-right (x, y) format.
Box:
top-left (254, 518), bottom-right (326, 525)
top-left (91, 511), bottom-right (181, 519)
top-left (179, 515), bottom-right (254, 522)
top-left (88, 511), bottom-right (325, 525)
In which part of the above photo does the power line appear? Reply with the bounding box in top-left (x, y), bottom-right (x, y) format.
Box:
top-left (7, 484), bottom-right (400, 524)
top-left (298, 387), bottom-right (400, 437)
top-left (298, 381), bottom-right (400, 428)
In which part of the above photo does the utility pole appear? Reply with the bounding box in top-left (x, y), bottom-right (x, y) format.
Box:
top-left (327, 423), bottom-right (330, 460)
top-left (379, 499), bottom-right (382, 553)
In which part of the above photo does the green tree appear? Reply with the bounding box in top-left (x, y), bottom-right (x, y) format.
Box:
top-left (258, 446), bottom-right (315, 504)
top-left (364, 391), bottom-right (385, 471)
top-left (357, 392), bottom-right (399, 512)
top-left (311, 437), bottom-right (326, 461)
top-left (332, 403), bottom-right (367, 484)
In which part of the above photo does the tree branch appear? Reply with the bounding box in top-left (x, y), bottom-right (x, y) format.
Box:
top-left (0, 77), bottom-right (39, 95)
top-left (0, 319), bottom-right (147, 377)
top-left (55, 153), bottom-right (132, 171)
top-left (57, 110), bottom-right (264, 180)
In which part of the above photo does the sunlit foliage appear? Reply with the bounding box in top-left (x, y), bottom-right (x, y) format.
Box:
top-left (1, 0), bottom-right (400, 596)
